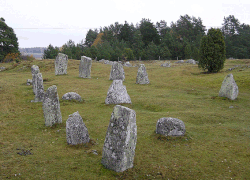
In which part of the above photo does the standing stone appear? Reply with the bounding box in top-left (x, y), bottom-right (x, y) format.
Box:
top-left (102, 105), bottom-right (137, 172)
top-left (219, 73), bottom-right (239, 100)
top-left (43, 85), bottom-right (62, 126)
top-left (55, 53), bottom-right (68, 75)
top-left (136, 64), bottom-right (149, 84)
top-left (66, 111), bottom-right (90, 145)
top-left (156, 117), bottom-right (186, 136)
top-left (105, 80), bottom-right (131, 104)
top-left (109, 62), bottom-right (125, 81)
top-left (79, 56), bottom-right (92, 78)
top-left (31, 65), bottom-right (40, 95)
top-left (32, 73), bottom-right (44, 102)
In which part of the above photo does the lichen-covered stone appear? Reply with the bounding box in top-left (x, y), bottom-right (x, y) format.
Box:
top-left (156, 117), bottom-right (186, 136)
top-left (66, 111), bottom-right (90, 145)
top-left (102, 105), bottom-right (137, 172)
top-left (79, 56), bottom-right (92, 78)
top-left (136, 64), bottom-right (149, 84)
top-left (62, 92), bottom-right (82, 101)
top-left (124, 62), bottom-right (132, 67)
top-left (55, 53), bottom-right (68, 75)
top-left (219, 73), bottom-right (239, 100)
top-left (109, 62), bottom-right (125, 81)
top-left (32, 73), bottom-right (44, 102)
top-left (27, 79), bottom-right (32, 86)
top-left (31, 65), bottom-right (40, 94)
top-left (105, 80), bottom-right (131, 104)
top-left (175, 60), bottom-right (184, 63)
top-left (161, 63), bottom-right (171, 67)
top-left (43, 85), bottom-right (62, 126)
top-left (185, 59), bottom-right (196, 64)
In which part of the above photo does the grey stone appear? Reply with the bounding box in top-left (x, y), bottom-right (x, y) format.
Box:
top-left (27, 79), bottom-right (32, 86)
top-left (55, 53), bottom-right (68, 75)
top-left (102, 105), bottom-right (137, 172)
top-left (136, 64), bottom-right (149, 84)
top-left (156, 117), bottom-right (186, 136)
top-left (185, 59), bottom-right (196, 64)
top-left (219, 74), bottom-right (239, 100)
top-left (43, 85), bottom-right (62, 126)
top-left (32, 73), bottom-right (44, 102)
top-left (62, 92), bottom-right (82, 102)
top-left (79, 56), bottom-right (92, 78)
top-left (105, 80), bottom-right (131, 104)
top-left (161, 63), bottom-right (171, 67)
top-left (31, 65), bottom-right (40, 95)
top-left (109, 62), bottom-right (125, 81)
top-left (66, 111), bottom-right (90, 145)
top-left (175, 60), bottom-right (184, 63)
top-left (124, 62), bottom-right (132, 67)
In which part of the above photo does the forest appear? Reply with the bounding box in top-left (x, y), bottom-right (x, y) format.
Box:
top-left (43, 14), bottom-right (250, 61)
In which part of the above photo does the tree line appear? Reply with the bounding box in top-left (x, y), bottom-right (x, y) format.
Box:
top-left (43, 15), bottom-right (250, 61)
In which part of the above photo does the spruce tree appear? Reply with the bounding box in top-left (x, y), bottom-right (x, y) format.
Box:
top-left (199, 28), bottom-right (226, 73)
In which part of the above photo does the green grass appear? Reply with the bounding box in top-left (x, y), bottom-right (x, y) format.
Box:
top-left (0, 59), bottom-right (250, 179)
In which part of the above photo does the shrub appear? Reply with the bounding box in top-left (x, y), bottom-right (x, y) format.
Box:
top-left (199, 28), bottom-right (226, 73)
top-left (3, 53), bottom-right (20, 63)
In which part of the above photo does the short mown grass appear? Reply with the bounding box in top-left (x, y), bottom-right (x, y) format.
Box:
top-left (0, 59), bottom-right (250, 179)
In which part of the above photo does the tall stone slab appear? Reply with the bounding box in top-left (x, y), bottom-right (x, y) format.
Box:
top-left (32, 73), bottom-right (44, 102)
top-left (43, 85), bottom-right (62, 126)
top-left (109, 62), bottom-right (125, 81)
top-left (66, 112), bottom-right (90, 145)
top-left (31, 65), bottom-right (40, 95)
top-left (156, 117), bottom-right (186, 136)
top-left (55, 53), bottom-right (68, 75)
top-left (136, 64), bottom-right (149, 84)
top-left (79, 56), bottom-right (92, 78)
top-left (219, 74), bottom-right (239, 100)
top-left (102, 105), bottom-right (137, 172)
top-left (105, 80), bottom-right (131, 104)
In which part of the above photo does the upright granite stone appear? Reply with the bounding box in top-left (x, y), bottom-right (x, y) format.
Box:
top-left (219, 73), bottom-right (239, 100)
top-left (62, 92), bottom-right (82, 102)
top-left (66, 111), bottom-right (90, 145)
top-left (31, 65), bottom-right (40, 95)
top-left (109, 62), bottom-right (125, 81)
top-left (32, 73), bottom-right (44, 102)
top-left (156, 117), bottom-right (186, 136)
top-left (105, 80), bottom-right (131, 104)
top-left (102, 105), bottom-right (137, 172)
top-left (55, 53), bottom-right (68, 75)
top-left (79, 56), bottom-right (92, 78)
top-left (136, 64), bottom-right (149, 84)
top-left (43, 85), bottom-right (62, 126)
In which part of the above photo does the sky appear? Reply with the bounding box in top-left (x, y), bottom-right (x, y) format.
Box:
top-left (1, 0), bottom-right (250, 48)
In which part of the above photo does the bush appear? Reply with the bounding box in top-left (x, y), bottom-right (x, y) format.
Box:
top-left (199, 28), bottom-right (226, 73)
top-left (3, 53), bottom-right (20, 63)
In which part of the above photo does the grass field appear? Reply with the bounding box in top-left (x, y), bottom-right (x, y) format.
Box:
top-left (0, 59), bottom-right (250, 179)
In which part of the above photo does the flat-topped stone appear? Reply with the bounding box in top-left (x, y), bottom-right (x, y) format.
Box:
top-left (219, 73), bottom-right (239, 100)
top-left (62, 92), bottom-right (82, 102)
top-left (66, 111), bottom-right (90, 145)
top-left (156, 117), bottom-right (186, 136)
top-left (109, 62), bottom-right (125, 81)
top-left (105, 80), bottom-right (131, 104)
top-left (136, 64), bottom-right (149, 84)
top-left (79, 56), bottom-right (92, 78)
top-left (102, 105), bottom-right (137, 172)
top-left (43, 85), bottom-right (62, 126)
top-left (55, 53), bottom-right (68, 75)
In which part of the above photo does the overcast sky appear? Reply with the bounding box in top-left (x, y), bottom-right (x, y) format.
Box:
top-left (1, 0), bottom-right (250, 48)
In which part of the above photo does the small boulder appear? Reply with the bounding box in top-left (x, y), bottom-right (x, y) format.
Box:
top-left (175, 60), bottom-right (184, 63)
top-left (136, 64), bottom-right (149, 84)
top-left (101, 105), bottom-right (137, 172)
top-left (105, 80), bottom-right (131, 104)
top-left (185, 59), bottom-right (196, 64)
top-left (27, 79), bottom-right (32, 86)
top-left (62, 92), bottom-right (82, 102)
top-left (219, 74), bottom-right (239, 100)
top-left (124, 62), bottom-right (132, 67)
top-left (156, 117), bottom-right (186, 136)
top-left (66, 111), bottom-right (90, 145)
top-left (161, 63), bottom-right (171, 67)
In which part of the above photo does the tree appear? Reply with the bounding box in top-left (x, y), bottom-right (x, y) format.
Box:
top-left (0, 17), bottom-right (19, 62)
top-left (199, 28), bottom-right (226, 73)
top-left (84, 29), bottom-right (98, 47)
top-left (43, 44), bottom-right (59, 59)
